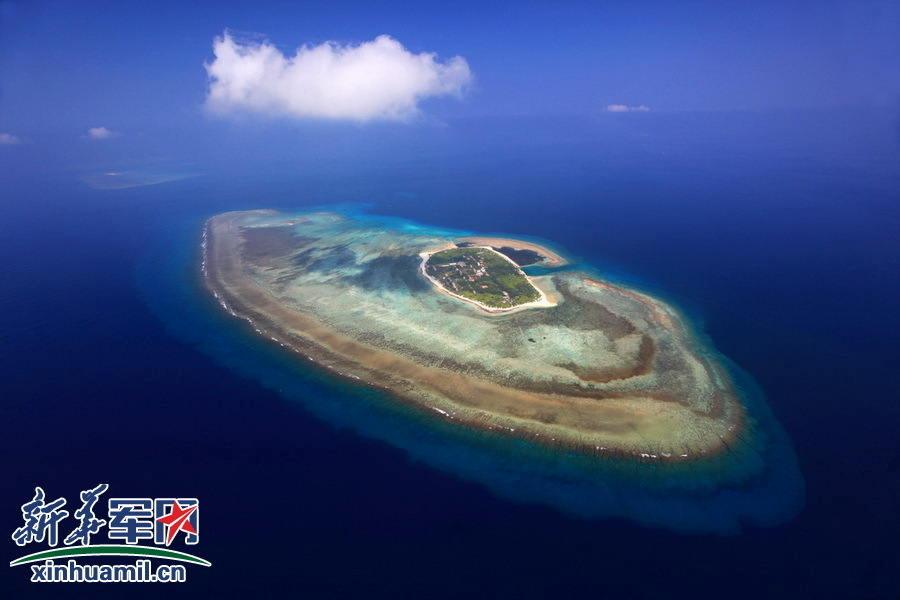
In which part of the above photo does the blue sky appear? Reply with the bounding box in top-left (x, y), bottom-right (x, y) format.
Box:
top-left (0, 0), bottom-right (898, 170)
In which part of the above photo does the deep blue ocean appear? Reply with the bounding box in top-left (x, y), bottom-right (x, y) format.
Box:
top-left (2, 111), bottom-right (899, 598)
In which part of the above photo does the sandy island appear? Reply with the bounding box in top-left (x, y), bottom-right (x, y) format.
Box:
top-left (419, 245), bottom-right (557, 315)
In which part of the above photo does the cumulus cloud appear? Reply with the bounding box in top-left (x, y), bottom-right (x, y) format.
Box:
top-left (87, 126), bottom-right (117, 140)
top-left (607, 104), bottom-right (650, 113)
top-left (204, 32), bottom-right (472, 122)
top-left (0, 132), bottom-right (21, 145)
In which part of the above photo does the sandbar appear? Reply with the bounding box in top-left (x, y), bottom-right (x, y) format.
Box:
top-left (458, 236), bottom-right (567, 266)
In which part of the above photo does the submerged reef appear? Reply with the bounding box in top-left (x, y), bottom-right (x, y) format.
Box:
top-left (204, 209), bottom-right (750, 462)
top-left (128, 205), bottom-right (805, 533)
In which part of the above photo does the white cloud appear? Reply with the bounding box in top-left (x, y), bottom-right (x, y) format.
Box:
top-left (0, 132), bottom-right (21, 145)
top-left (607, 104), bottom-right (650, 113)
top-left (87, 126), bottom-right (117, 140)
top-left (205, 32), bottom-right (472, 122)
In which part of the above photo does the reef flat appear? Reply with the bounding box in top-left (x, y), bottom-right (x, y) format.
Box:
top-left (204, 210), bottom-right (748, 461)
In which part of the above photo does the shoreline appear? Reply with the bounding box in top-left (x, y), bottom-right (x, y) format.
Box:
top-left (203, 212), bottom-right (746, 463)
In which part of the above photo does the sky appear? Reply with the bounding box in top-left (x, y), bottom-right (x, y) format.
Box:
top-left (0, 0), bottom-right (898, 172)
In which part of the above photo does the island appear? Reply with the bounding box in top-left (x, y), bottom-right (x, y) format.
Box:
top-left (203, 210), bottom-right (747, 461)
top-left (421, 246), bottom-right (551, 312)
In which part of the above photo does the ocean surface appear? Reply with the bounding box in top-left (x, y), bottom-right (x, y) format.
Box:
top-left (2, 110), bottom-right (899, 598)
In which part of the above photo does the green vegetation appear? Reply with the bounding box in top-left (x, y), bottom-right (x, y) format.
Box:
top-left (425, 247), bottom-right (541, 308)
